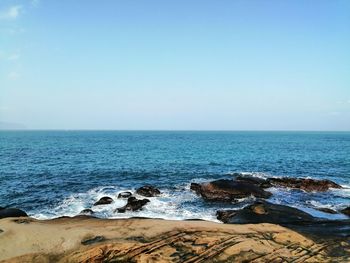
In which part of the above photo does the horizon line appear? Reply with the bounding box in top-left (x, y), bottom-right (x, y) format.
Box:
top-left (1, 129), bottom-right (350, 132)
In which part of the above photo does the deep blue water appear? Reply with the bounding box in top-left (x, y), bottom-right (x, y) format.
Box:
top-left (0, 131), bottom-right (349, 221)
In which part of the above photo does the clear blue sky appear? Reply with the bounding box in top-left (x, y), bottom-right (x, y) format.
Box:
top-left (1, 0), bottom-right (349, 130)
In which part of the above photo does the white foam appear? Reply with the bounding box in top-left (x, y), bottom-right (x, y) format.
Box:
top-left (228, 171), bottom-right (274, 179)
top-left (30, 185), bottom-right (220, 222)
top-left (29, 176), bottom-right (350, 222)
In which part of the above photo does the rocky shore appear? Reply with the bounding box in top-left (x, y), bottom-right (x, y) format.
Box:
top-left (1, 175), bottom-right (349, 262)
top-left (0, 216), bottom-right (349, 262)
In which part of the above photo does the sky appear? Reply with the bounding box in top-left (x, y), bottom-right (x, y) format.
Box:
top-left (0, 0), bottom-right (349, 130)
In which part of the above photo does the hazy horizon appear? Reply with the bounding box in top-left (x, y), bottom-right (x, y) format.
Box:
top-left (1, 122), bottom-right (349, 132)
top-left (1, 0), bottom-right (350, 130)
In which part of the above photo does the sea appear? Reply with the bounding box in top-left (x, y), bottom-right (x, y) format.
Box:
top-left (0, 131), bottom-right (349, 221)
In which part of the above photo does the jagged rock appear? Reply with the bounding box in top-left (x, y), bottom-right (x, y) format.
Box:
top-left (116, 197), bottom-right (150, 213)
top-left (0, 208), bottom-right (28, 219)
top-left (267, 177), bottom-right (342, 192)
top-left (190, 179), bottom-right (272, 202)
top-left (80, 209), bottom-right (94, 215)
top-left (341, 207), bottom-right (350, 217)
top-left (93, 196), bottom-right (114, 206)
top-left (117, 191), bottom-right (132, 199)
top-left (136, 185), bottom-right (161, 197)
top-left (217, 200), bottom-right (315, 224)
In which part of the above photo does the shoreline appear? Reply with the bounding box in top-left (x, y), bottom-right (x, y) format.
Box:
top-left (1, 216), bottom-right (349, 262)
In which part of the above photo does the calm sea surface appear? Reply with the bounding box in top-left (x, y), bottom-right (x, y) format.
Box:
top-left (0, 131), bottom-right (349, 221)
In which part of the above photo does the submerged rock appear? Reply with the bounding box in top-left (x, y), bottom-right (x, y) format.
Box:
top-left (341, 207), bottom-right (350, 217)
top-left (315, 207), bottom-right (338, 214)
top-left (116, 197), bottom-right (150, 213)
top-left (117, 191), bottom-right (133, 199)
top-left (266, 177), bottom-right (342, 192)
top-left (93, 196), bottom-right (114, 206)
top-left (0, 207), bottom-right (28, 219)
top-left (190, 179), bottom-right (272, 202)
top-left (136, 185), bottom-right (161, 197)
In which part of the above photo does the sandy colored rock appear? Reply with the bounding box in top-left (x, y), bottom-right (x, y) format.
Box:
top-left (0, 216), bottom-right (349, 262)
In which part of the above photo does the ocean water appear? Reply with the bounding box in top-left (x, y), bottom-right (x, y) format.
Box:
top-left (0, 131), bottom-right (349, 221)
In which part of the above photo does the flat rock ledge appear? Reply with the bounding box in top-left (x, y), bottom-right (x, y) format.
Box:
top-left (0, 217), bottom-right (349, 262)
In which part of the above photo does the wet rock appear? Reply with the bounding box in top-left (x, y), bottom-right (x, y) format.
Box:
top-left (0, 208), bottom-right (28, 219)
top-left (93, 196), bottom-right (114, 206)
top-left (217, 200), bottom-right (315, 224)
top-left (118, 191), bottom-right (132, 199)
top-left (216, 210), bottom-right (236, 223)
top-left (235, 175), bottom-right (272, 188)
top-left (267, 177), bottom-right (342, 192)
top-left (116, 197), bottom-right (150, 213)
top-left (190, 183), bottom-right (201, 194)
top-left (341, 207), bottom-right (350, 217)
top-left (136, 185), bottom-right (161, 197)
top-left (190, 179), bottom-right (272, 202)
top-left (315, 207), bottom-right (338, 214)
top-left (80, 209), bottom-right (95, 215)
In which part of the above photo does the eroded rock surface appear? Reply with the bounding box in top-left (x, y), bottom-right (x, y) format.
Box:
top-left (1, 217), bottom-right (347, 263)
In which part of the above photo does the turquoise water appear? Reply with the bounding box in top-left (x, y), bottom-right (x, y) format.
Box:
top-left (0, 131), bottom-right (349, 221)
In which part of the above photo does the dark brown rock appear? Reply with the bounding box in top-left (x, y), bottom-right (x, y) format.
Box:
top-left (216, 210), bottom-right (236, 223)
top-left (0, 208), bottom-right (28, 219)
top-left (235, 175), bottom-right (272, 188)
top-left (218, 202), bottom-right (350, 239)
top-left (190, 179), bottom-right (272, 202)
top-left (341, 207), bottom-right (350, 216)
top-left (266, 177), bottom-right (342, 192)
top-left (136, 185), bottom-right (161, 197)
top-left (117, 191), bottom-right (132, 199)
top-left (217, 200), bottom-right (315, 224)
top-left (116, 197), bottom-right (150, 213)
top-left (80, 209), bottom-right (95, 215)
top-left (190, 183), bottom-right (201, 194)
top-left (93, 196), bottom-right (114, 206)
